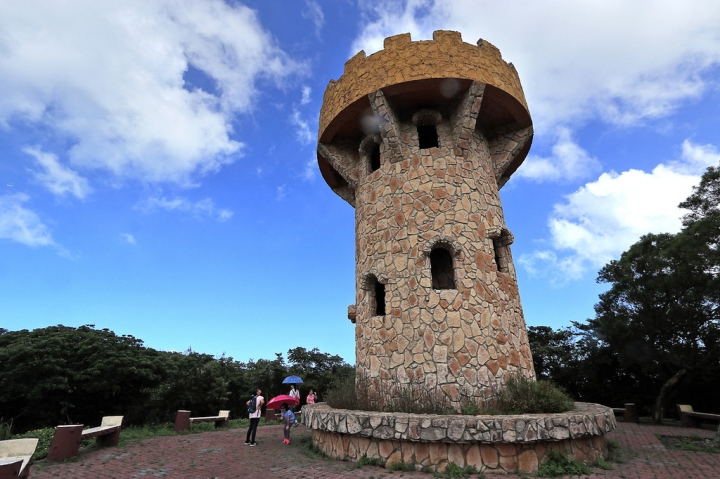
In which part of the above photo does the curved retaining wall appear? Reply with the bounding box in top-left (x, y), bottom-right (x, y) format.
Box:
top-left (302, 402), bottom-right (616, 473)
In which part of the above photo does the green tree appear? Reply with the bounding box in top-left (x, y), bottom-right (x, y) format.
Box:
top-left (286, 347), bottom-right (353, 401)
top-left (0, 325), bottom-right (164, 431)
top-left (579, 164), bottom-right (720, 421)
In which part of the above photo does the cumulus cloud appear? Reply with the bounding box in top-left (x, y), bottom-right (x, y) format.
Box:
top-left (137, 196), bottom-right (233, 221)
top-left (0, 0), bottom-right (299, 185)
top-left (519, 140), bottom-right (720, 283)
top-left (300, 86), bottom-right (312, 105)
top-left (516, 127), bottom-right (601, 182)
top-left (24, 147), bottom-right (92, 199)
top-left (352, 0), bottom-right (720, 133)
top-left (0, 194), bottom-right (55, 247)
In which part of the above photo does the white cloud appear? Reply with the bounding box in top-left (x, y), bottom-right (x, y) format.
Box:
top-left (121, 233), bottom-right (137, 245)
top-left (137, 196), bottom-right (233, 221)
top-left (290, 110), bottom-right (314, 145)
top-left (352, 1), bottom-right (720, 134)
top-left (303, 0), bottom-right (325, 36)
top-left (516, 127), bottom-right (601, 182)
top-left (300, 86), bottom-right (312, 105)
top-left (0, 0), bottom-right (299, 185)
top-left (24, 147), bottom-right (92, 199)
top-left (276, 185), bottom-right (287, 201)
top-left (519, 140), bottom-right (720, 283)
top-left (302, 157), bottom-right (317, 181)
top-left (0, 193), bottom-right (55, 247)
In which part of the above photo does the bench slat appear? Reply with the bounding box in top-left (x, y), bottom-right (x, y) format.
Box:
top-left (81, 425), bottom-right (121, 440)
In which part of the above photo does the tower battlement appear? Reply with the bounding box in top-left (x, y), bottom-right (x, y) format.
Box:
top-left (319, 30), bottom-right (530, 144)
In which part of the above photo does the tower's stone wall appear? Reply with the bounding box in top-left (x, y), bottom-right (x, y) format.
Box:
top-left (317, 31), bottom-right (536, 408)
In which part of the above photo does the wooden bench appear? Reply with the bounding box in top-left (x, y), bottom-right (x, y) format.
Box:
top-left (47, 416), bottom-right (123, 462)
top-left (0, 438), bottom-right (39, 479)
top-left (174, 410), bottom-right (229, 432)
top-left (677, 404), bottom-right (720, 428)
top-left (612, 403), bottom-right (638, 423)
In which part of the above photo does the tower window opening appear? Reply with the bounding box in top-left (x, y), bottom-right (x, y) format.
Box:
top-left (372, 279), bottom-right (386, 316)
top-left (370, 143), bottom-right (381, 172)
top-left (417, 125), bottom-right (439, 149)
top-left (493, 238), bottom-right (509, 273)
top-left (430, 247), bottom-right (455, 289)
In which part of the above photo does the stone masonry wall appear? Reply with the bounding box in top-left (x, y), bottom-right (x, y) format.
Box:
top-left (303, 402), bottom-right (616, 473)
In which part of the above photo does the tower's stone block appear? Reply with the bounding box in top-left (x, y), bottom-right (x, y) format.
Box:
top-left (318, 31), bottom-right (535, 408)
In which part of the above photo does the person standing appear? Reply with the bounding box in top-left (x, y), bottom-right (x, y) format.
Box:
top-left (306, 389), bottom-right (316, 404)
top-left (245, 388), bottom-right (264, 446)
top-left (288, 384), bottom-right (300, 411)
top-left (280, 403), bottom-right (295, 444)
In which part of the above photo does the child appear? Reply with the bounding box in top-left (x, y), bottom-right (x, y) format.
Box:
top-left (280, 403), bottom-right (295, 444)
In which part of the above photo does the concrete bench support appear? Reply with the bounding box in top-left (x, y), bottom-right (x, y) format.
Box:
top-left (612, 403), bottom-right (638, 423)
top-left (0, 438), bottom-right (39, 479)
top-left (48, 416), bottom-right (123, 462)
top-left (174, 410), bottom-right (229, 432)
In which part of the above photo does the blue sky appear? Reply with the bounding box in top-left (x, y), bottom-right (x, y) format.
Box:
top-left (2, 0), bottom-right (720, 365)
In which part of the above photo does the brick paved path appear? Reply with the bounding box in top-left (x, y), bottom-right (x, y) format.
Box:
top-left (30, 422), bottom-right (719, 479)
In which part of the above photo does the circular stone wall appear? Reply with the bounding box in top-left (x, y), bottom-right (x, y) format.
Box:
top-left (301, 402), bottom-right (616, 474)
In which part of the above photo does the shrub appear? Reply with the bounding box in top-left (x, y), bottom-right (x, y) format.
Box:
top-left (494, 375), bottom-right (574, 415)
top-left (536, 450), bottom-right (593, 477)
top-left (389, 461), bottom-right (414, 471)
top-left (433, 461), bottom-right (482, 478)
top-left (357, 454), bottom-right (385, 467)
top-left (0, 419), bottom-right (12, 440)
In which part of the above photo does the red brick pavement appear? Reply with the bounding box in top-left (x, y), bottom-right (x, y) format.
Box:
top-left (29, 422), bottom-right (719, 479)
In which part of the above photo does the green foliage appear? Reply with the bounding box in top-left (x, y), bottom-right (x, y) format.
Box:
top-left (432, 462), bottom-right (480, 478)
top-left (595, 457), bottom-right (613, 470)
top-left (0, 324), bottom-right (349, 433)
top-left (357, 454), bottom-right (385, 467)
top-left (388, 461), bottom-right (414, 471)
top-left (298, 435), bottom-right (329, 459)
top-left (0, 418), bottom-right (12, 440)
top-left (492, 375), bottom-right (574, 415)
top-left (12, 427), bottom-right (55, 461)
top-left (536, 450), bottom-right (593, 477)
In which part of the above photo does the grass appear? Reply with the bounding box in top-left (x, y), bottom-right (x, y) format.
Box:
top-left (298, 435), bottom-right (330, 460)
top-left (388, 461), bottom-right (414, 471)
top-left (658, 435), bottom-right (720, 453)
top-left (535, 450), bottom-right (593, 478)
top-left (432, 462), bottom-right (482, 478)
top-left (327, 373), bottom-right (574, 416)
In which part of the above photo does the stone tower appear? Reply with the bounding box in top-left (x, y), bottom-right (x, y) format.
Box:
top-left (317, 31), bottom-right (535, 407)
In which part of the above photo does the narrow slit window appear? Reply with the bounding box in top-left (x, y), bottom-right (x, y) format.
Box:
top-left (430, 248), bottom-right (455, 289)
top-left (370, 143), bottom-right (381, 172)
top-left (492, 238), bottom-right (509, 273)
top-left (373, 280), bottom-right (386, 316)
top-left (417, 125), bottom-right (439, 149)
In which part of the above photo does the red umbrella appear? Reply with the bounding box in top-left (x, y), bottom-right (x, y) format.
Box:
top-left (266, 394), bottom-right (299, 410)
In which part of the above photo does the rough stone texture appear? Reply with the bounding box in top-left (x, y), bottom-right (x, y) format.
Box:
top-left (316, 31), bottom-right (535, 406)
top-left (303, 402), bottom-right (615, 473)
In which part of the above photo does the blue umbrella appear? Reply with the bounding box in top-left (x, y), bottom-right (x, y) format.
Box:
top-left (282, 375), bottom-right (303, 384)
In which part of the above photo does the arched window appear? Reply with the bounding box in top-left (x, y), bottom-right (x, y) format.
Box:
top-left (490, 228), bottom-right (513, 274)
top-left (417, 125), bottom-right (439, 149)
top-left (412, 109), bottom-right (441, 150)
top-left (374, 280), bottom-right (386, 316)
top-left (364, 275), bottom-right (386, 316)
top-left (369, 142), bottom-right (381, 172)
top-left (430, 247), bottom-right (455, 290)
top-left (360, 135), bottom-right (382, 175)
